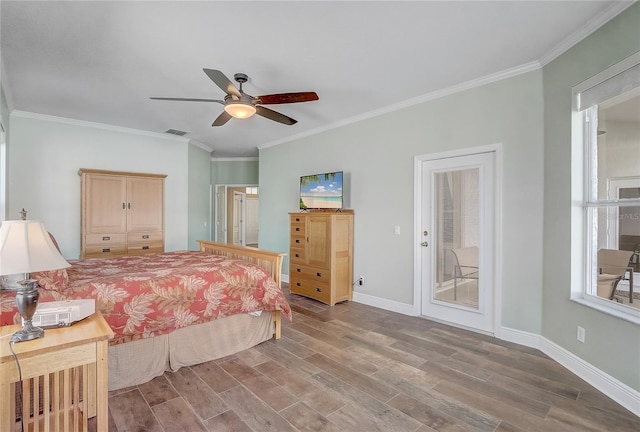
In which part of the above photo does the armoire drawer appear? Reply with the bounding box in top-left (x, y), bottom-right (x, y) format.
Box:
top-left (127, 232), bottom-right (163, 243)
top-left (289, 276), bottom-right (330, 303)
top-left (127, 242), bottom-right (164, 255)
top-left (290, 264), bottom-right (330, 281)
top-left (84, 243), bottom-right (126, 257)
top-left (85, 233), bottom-right (126, 245)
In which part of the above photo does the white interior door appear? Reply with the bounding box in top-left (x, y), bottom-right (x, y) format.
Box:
top-left (215, 185), bottom-right (226, 243)
top-left (232, 191), bottom-right (246, 246)
top-left (419, 151), bottom-right (496, 333)
top-left (245, 197), bottom-right (259, 245)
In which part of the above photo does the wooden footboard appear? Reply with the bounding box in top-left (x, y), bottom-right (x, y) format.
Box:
top-left (198, 241), bottom-right (286, 340)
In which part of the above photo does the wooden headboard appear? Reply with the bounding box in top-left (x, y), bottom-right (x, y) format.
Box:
top-left (197, 241), bottom-right (286, 287)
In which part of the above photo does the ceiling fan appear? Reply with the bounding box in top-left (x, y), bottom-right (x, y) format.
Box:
top-left (151, 69), bottom-right (319, 126)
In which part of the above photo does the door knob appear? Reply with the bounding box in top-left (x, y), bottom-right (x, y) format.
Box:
top-left (421, 241), bottom-right (429, 247)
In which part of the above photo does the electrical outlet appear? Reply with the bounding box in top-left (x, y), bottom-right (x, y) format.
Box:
top-left (577, 326), bottom-right (586, 343)
top-left (358, 277), bottom-right (364, 286)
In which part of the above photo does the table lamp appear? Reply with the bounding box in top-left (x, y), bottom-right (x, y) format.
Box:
top-left (0, 219), bottom-right (70, 343)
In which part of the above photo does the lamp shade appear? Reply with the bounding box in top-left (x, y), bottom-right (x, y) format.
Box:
top-left (0, 220), bottom-right (70, 276)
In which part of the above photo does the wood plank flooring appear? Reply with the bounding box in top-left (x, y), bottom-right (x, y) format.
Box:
top-left (103, 284), bottom-right (640, 432)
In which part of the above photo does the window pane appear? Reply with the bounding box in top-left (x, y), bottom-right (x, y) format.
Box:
top-left (433, 168), bottom-right (480, 309)
top-left (595, 92), bottom-right (640, 201)
top-left (592, 206), bottom-right (638, 306)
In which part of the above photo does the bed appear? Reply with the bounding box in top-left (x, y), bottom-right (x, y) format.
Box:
top-left (1, 240), bottom-right (291, 391)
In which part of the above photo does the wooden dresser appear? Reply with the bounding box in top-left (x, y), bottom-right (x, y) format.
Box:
top-left (79, 169), bottom-right (166, 259)
top-left (289, 211), bottom-right (353, 305)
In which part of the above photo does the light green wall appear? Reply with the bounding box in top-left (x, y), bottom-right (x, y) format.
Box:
top-left (0, 80), bottom-right (9, 221)
top-left (260, 70), bottom-right (545, 333)
top-left (188, 144), bottom-right (212, 249)
top-left (542, 3), bottom-right (640, 391)
top-left (211, 159), bottom-right (259, 185)
top-left (7, 113), bottom-right (191, 259)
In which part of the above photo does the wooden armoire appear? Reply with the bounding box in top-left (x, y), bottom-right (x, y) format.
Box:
top-left (79, 169), bottom-right (166, 259)
top-left (289, 210), bottom-right (354, 305)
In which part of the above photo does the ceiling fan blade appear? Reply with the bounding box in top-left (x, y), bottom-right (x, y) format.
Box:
top-left (203, 69), bottom-right (241, 98)
top-left (255, 106), bottom-right (297, 125)
top-left (257, 92), bottom-right (319, 105)
top-left (150, 97), bottom-right (224, 104)
top-left (212, 111), bottom-right (232, 127)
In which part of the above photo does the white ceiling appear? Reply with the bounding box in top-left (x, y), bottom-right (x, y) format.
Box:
top-left (0, 1), bottom-right (632, 157)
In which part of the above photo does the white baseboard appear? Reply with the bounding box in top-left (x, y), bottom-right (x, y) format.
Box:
top-left (539, 336), bottom-right (640, 417)
top-left (499, 326), bottom-right (542, 349)
top-left (499, 326), bottom-right (639, 417)
top-left (352, 291), bottom-right (418, 316)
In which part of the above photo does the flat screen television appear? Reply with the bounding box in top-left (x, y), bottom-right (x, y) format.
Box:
top-left (299, 171), bottom-right (343, 210)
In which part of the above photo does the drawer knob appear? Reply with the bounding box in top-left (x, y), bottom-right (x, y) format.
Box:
top-left (102, 248), bottom-right (110, 253)
top-left (142, 246), bottom-right (150, 250)
top-left (102, 236), bottom-right (110, 241)
top-left (296, 282), bottom-right (301, 287)
top-left (295, 227), bottom-right (300, 231)
top-left (316, 287), bottom-right (322, 292)
top-left (142, 234), bottom-right (149, 239)
top-left (316, 272), bottom-right (322, 277)
top-left (295, 218), bottom-right (300, 222)
top-left (296, 268), bottom-right (301, 272)
top-left (295, 253), bottom-right (300, 258)
top-left (295, 239), bottom-right (300, 244)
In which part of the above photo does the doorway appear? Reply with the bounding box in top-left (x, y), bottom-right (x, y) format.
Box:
top-left (415, 147), bottom-right (499, 334)
top-left (214, 185), bottom-right (259, 246)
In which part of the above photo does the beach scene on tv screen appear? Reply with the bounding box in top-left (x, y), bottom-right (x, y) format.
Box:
top-left (300, 172), bottom-right (343, 209)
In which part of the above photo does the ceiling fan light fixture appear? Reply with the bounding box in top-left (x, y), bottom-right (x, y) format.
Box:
top-left (224, 102), bottom-right (256, 119)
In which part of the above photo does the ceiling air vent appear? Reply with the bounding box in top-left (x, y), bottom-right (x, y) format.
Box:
top-left (165, 129), bottom-right (187, 136)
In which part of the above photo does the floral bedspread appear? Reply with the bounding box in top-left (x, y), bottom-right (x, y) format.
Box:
top-left (1, 251), bottom-right (291, 345)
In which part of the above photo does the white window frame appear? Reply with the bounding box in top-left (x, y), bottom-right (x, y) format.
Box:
top-left (571, 52), bottom-right (640, 325)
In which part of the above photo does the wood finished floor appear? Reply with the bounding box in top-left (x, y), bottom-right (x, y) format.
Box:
top-left (102, 284), bottom-right (640, 432)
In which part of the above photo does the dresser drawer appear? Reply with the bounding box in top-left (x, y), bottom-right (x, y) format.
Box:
top-left (290, 214), bottom-right (306, 225)
top-left (289, 276), bottom-right (330, 303)
top-left (127, 231), bottom-right (163, 243)
top-left (290, 264), bottom-right (330, 282)
top-left (85, 233), bottom-right (126, 245)
top-left (290, 247), bottom-right (306, 263)
top-left (84, 243), bottom-right (126, 258)
top-left (127, 241), bottom-right (164, 255)
top-left (290, 235), bottom-right (306, 249)
top-left (290, 222), bottom-right (305, 236)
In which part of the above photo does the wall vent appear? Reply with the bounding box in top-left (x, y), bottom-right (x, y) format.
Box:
top-left (165, 129), bottom-right (187, 136)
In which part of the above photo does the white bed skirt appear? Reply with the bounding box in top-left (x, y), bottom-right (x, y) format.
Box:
top-left (108, 311), bottom-right (276, 391)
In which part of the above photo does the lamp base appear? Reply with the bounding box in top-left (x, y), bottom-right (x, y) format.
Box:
top-left (11, 279), bottom-right (45, 343)
top-left (11, 321), bottom-right (44, 343)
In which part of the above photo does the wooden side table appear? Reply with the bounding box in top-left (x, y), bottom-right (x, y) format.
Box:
top-left (0, 312), bottom-right (114, 432)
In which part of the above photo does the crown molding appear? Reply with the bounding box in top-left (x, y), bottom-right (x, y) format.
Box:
top-left (258, 61), bottom-right (541, 150)
top-left (10, 110), bottom-right (191, 144)
top-left (188, 139), bottom-right (212, 152)
top-left (210, 157), bottom-right (258, 162)
top-left (539, 1), bottom-right (636, 67)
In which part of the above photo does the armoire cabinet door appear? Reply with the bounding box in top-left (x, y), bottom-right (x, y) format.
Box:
top-left (126, 177), bottom-right (164, 232)
top-left (84, 174), bottom-right (127, 234)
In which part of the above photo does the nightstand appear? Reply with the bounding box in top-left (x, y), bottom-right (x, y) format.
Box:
top-left (0, 311), bottom-right (114, 432)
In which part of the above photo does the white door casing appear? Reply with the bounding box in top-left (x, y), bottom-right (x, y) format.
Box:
top-left (414, 145), bottom-right (501, 334)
